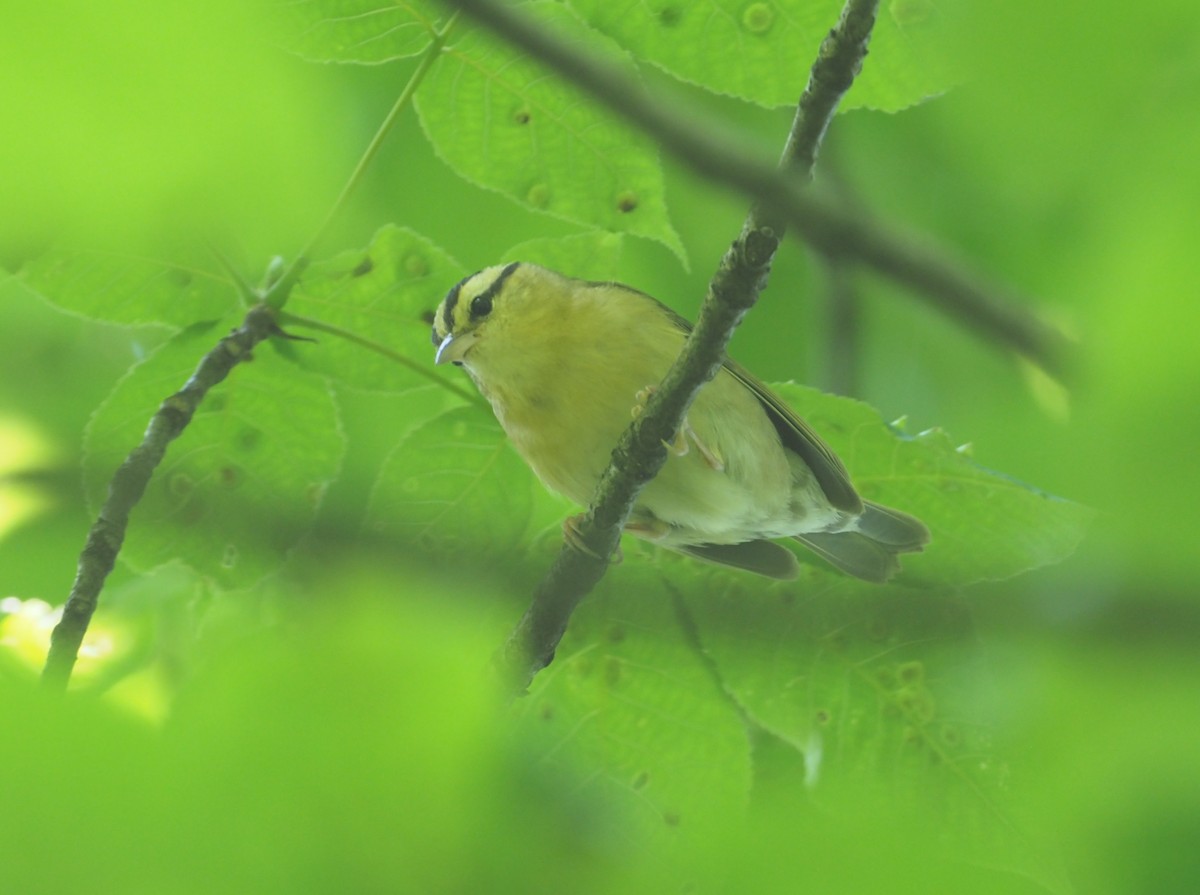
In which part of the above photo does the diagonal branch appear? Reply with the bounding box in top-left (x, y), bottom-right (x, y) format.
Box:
top-left (41, 304), bottom-right (280, 690)
top-left (493, 0), bottom-right (881, 697)
top-left (444, 0), bottom-right (1073, 382)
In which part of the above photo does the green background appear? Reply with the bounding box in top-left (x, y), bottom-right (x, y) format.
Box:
top-left (1, 1), bottom-right (1197, 892)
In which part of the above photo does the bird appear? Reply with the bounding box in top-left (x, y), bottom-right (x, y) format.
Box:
top-left (430, 262), bottom-right (929, 581)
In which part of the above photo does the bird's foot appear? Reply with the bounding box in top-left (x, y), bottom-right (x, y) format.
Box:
top-left (624, 517), bottom-right (671, 542)
top-left (631, 386), bottom-right (725, 471)
top-left (562, 514), bottom-right (622, 564)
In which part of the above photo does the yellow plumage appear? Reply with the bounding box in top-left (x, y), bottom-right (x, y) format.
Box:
top-left (432, 262), bottom-right (928, 580)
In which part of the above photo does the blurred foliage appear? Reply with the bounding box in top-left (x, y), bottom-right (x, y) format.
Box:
top-left (2, 0), bottom-right (1199, 893)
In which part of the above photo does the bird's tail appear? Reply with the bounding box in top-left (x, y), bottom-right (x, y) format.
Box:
top-left (793, 501), bottom-right (930, 583)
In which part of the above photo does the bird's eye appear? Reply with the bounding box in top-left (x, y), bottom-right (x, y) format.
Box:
top-left (470, 294), bottom-right (493, 318)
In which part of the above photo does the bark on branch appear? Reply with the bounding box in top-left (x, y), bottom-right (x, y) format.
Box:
top-left (41, 305), bottom-right (280, 690)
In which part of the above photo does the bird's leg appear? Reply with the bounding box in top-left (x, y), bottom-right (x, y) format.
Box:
top-left (632, 386), bottom-right (687, 455)
top-left (562, 514), bottom-right (622, 564)
top-left (681, 418), bottom-right (724, 471)
top-left (623, 513), bottom-right (672, 542)
top-left (631, 386), bottom-right (724, 471)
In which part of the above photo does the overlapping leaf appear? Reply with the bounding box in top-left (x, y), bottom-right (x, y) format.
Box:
top-left (366, 405), bottom-right (534, 564)
top-left (286, 225), bottom-right (468, 393)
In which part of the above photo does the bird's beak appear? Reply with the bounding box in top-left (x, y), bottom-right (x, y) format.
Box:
top-left (435, 331), bottom-right (478, 365)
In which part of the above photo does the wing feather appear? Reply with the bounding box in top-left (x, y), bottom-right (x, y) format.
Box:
top-left (591, 280), bottom-right (863, 514)
top-left (721, 359), bottom-right (863, 514)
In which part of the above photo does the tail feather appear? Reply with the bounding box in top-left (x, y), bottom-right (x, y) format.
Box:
top-left (793, 531), bottom-right (899, 583)
top-left (793, 501), bottom-right (930, 583)
top-left (854, 501), bottom-right (930, 552)
top-left (673, 540), bottom-right (801, 580)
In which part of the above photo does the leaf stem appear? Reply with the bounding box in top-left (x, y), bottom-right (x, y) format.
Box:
top-left (278, 310), bottom-right (486, 408)
top-left (268, 11), bottom-right (462, 309)
top-left (206, 243), bottom-right (258, 308)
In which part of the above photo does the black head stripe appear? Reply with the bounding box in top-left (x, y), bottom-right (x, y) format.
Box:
top-left (469, 262), bottom-right (520, 320)
top-left (440, 274), bottom-right (472, 336)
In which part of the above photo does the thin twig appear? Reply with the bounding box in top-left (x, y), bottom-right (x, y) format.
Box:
top-left (815, 153), bottom-right (866, 396)
top-left (41, 305), bottom-right (280, 690)
top-left (270, 11), bottom-right (462, 308)
top-left (206, 243), bottom-right (258, 308)
top-left (494, 0), bottom-right (881, 696)
top-left (278, 310), bottom-right (487, 408)
top-left (444, 0), bottom-right (1073, 382)
top-left (821, 254), bottom-right (861, 396)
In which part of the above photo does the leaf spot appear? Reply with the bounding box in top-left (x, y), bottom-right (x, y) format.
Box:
top-left (168, 473), bottom-right (194, 497)
top-left (403, 253), bottom-right (428, 277)
top-left (741, 2), bottom-right (775, 34)
top-left (236, 427), bottom-right (263, 453)
top-left (890, 0), bottom-right (934, 26)
top-left (603, 656), bottom-right (622, 688)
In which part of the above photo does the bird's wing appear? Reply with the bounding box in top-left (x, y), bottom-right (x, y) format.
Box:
top-left (721, 358), bottom-right (863, 514)
top-left (607, 282), bottom-right (863, 515)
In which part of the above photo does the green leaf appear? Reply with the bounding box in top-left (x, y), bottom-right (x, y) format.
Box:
top-left (678, 574), bottom-right (1062, 888)
top-left (417, 2), bottom-right (685, 261)
top-left (772, 383), bottom-right (1092, 585)
top-left (569, 0), bottom-right (960, 112)
top-left (518, 563), bottom-right (752, 845)
top-left (287, 225), bottom-right (468, 393)
top-left (502, 232), bottom-right (625, 282)
top-left (18, 248), bottom-right (236, 328)
top-left (84, 319), bottom-right (345, 587)
top-left (277, 0), bottom-right (448, 63)
top-left (366, 406), bottom-right (534, 564)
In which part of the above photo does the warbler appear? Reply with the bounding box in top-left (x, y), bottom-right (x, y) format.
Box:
top-left (431, 262), bottom-right (929, 581)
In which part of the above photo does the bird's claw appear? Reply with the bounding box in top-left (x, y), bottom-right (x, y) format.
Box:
top-left (632, 385), bottom-right (724, 470)
top-left (562, 515), bottom-right (622, 564)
